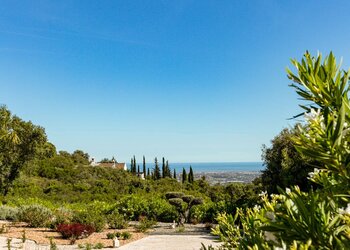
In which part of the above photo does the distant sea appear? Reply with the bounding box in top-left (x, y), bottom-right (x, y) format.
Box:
top-left (171, 162), bottom-right (264, 173)
top-left (129, 162), bottom-right (264, 173)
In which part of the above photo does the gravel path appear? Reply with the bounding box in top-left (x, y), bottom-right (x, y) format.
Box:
top-left (0, 234), bottom-right (221, 250)
top-left (118, 235), bottom-right (221, 250)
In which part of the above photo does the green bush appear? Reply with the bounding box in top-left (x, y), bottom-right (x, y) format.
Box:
top-left (135, 216), bottom-right (157, 232)
top-left (107, 210), bottom-right (128, 229)
top-left (17, 204), bottom-right (53, 227)
top-left (51, 207), bottom-right (74, 228)
top-left (0, 206), bottom-right (18, 221)
top-left (121, 231), bottom-right (132, 240)
top-left (73, 210), bottom-right (106, 232)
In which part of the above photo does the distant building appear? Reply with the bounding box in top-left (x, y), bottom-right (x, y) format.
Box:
top-left (90, 157), bottom-right (127, 171)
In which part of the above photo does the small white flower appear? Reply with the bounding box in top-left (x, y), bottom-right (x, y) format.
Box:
top-left (285, 188), bottom-right (291, 194)
top-left (339, 203), bottom-right (350, 215)
top-left (259, 191), bottom-right (267, 197)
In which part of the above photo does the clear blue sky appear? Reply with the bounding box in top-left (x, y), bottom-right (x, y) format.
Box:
top-left (1, 1), bottom-right (350, 163)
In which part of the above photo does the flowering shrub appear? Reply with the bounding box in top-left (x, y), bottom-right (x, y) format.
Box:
top-left (56, 223), bottom-right (94, 242)
top-left (212, 52), bottom-right (350, 249)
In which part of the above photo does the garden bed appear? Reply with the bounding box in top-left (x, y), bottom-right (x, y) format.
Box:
top-left (0, 220), bottom-right (145, 248)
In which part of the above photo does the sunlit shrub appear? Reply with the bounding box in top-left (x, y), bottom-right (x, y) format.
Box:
top-left (17, 204), bottom-right (53, 227)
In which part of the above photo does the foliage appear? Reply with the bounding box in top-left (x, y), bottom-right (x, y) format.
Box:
top-left (0, 106), bottom-right (47, 195)
top-left (121, 231), bottom-right (132, 240)
top-left (73, 209), bottom-right (106, 232)
top-left (51, 207), bottom-right (74, 228)
top-left (261, 126), bottom-right (317, 193)
top-left (107, 210), bottom-right (129, 229)
top-left (0, 205), bottom-right (18, 220)
top-left (17, 204), bottom-right (53, 227)
top-left (135, 216), bottom-right (157, 232)
top-left (213, 52), bottom-right (350, 248)
top-left (56, 223), bottom-right (94, 242)
top-left (166, 192), bottom-right (203, 225)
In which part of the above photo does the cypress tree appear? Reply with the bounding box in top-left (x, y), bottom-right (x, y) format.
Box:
top-left (189, 166), bottom-right (194, 183)
top-left (162, 157), bottom-right (165, 178)
top-left (165, 160), bottom-right (171, 177)
top-left (137, 165), bottom-right (140, 175)
top-left (143, 156), bottom-right (146, 176)
top-left (130, 158), bottom-right (134, 173)
top-left (182, 168), bottom-right (187, 183)
top-left (173, 169), bottom-right (177, 179)
top-left (147, 168), bottom-right (150, 177)
top-left (154, 157), bottom-right (161, 180)
top-left (133, 155), bottom-right (136, 173)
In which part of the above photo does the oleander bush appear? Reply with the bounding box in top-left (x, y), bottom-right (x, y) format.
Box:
top-left (213, 52), bottom-right (350, 249)
top-left (17, 204), bottom-right (53, 227)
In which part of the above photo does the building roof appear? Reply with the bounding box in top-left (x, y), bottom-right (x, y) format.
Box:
top-left (97, 162), bottom-right (126, 170)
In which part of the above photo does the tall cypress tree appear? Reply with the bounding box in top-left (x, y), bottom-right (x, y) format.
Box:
top-left (162, 157), bottom-right (165, 178)
top-left (147, 168), bottom-right (150, 177)
top-left (130, 158), bottom-right (134, 173)
top-left (173, 169), bottom-right (177, 179)
top-left (143, 156), bottom-right (146, 176)
top-left (137, 165), bottom-right (140, 175)
top-left (189, 166), bottom-right (194, 183)
top-left (165, 160), bottom-right (171, 177)
top-left (133, 155), bottom-right (136, 173)
top-left (182, 168), bottom-right (187, 183)
top-left (154, 157), bottom-right (161, 180)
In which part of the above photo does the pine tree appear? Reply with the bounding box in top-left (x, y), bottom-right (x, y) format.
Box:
top-left (143, 156), bottom-right (146, 176)
top-left (154, 157), bottom-right (161, 180)
top-left (182, 168), bottom-right (187, 183)
top-left (189, 166), bottom-right (194, 183)
top-left (162, 157), bottom-right (165, 178)
top-left (173, 169), bottom-right (177, 179)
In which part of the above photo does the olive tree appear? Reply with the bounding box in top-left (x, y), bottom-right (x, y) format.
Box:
top-left (165, 192), bottom-right (203, 225)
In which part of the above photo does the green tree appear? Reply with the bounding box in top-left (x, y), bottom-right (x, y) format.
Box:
top-left (162, 157), bottom-right (165, 178)
top-left (173, 169), bottom-right (176, 179)
top-left (260, 125), bottom-right (317, 193)
top-left (165, 160), bottom-right (171, 178)
top-left (71, 150), bottom-right (89, 165)
top-left (182, 168), bottom-right (187, 183)
top-left (153, 157), bottom-right (161, 180)
top-left (165, 192), bottom-right (203, 225)
top-left (0, 106), bottom-right (47, 195)
top-left (188, 166), bottom-right (194, 183)
top-left (143, 156), bottom-right (146, 176)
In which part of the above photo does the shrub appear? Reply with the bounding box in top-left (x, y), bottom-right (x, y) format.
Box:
top-left (107, 210), bottom-right (128, 229)
top-left (135, 216), bottom-right (157, 232)
top-left (106, 232), bottom-right (121, 239)
top-left (73, 210), bottom-right (106, 232)
top-left (121, 231), bottom-right (132, 240)
top-left (94, 243), bottom-right (104, 249)
top-left (17, 204), bottom-right (53, 227)
top-left (0, 206), bottom-right (18, 221)
top-left (51, 207), bottom-right (74, 229)
top-left (56, 223), bottom-right (94, 243)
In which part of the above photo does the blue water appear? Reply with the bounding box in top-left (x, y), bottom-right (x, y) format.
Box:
top-left (171, 162), bottom-right (264, 173)
top-left (129, 162), bottom-right (264, 173)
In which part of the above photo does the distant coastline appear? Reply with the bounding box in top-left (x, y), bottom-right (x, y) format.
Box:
top-left (164, 162), bottom-right (264, 173)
